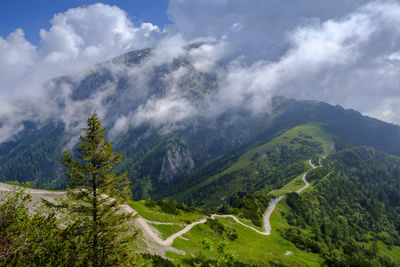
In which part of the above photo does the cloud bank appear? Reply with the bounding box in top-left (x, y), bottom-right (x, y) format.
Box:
top-left (166, 0), bottom-right (400, 124)
top-left (1, 0), bottom-right (400, 143)
top-left (0, 3), bottom-right (163, 142)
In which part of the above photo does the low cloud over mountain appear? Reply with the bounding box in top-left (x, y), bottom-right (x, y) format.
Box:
top-left (1, 0), bottom-right (400, 143)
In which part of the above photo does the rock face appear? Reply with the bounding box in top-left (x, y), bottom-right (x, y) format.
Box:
top-left (329, 143), bottom-right (336, 152)
top-left (159, 143), bottom-right (194, 183)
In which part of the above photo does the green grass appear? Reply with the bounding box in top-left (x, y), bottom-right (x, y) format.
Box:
top-left (165, 187), bottom-right (323, 265)
top-left (235, 216), bottom-right (264, 232)
top-left (168, 202), bottom-right (323, 266)
top-left (149, 223), bottom-right (185, 240)
top-left (130, 193), bottom-right (323, 265)
top-left (128, 200), bottom-right (206, 224)
top-left (377, 241), bottom-right (400, 263)
top-left (270, 171), bottom-right (308, 197)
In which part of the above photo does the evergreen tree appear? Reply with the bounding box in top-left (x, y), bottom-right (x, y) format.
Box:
top-left (61, 112), bottom-right (134, 266)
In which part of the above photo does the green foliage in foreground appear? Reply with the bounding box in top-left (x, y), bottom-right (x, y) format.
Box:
top-left (0, 189), bottom-right (166, 266)
top-left (0, 189), bottom-right (87, 266)
top-left (280, 146), bottom-right (400, 266)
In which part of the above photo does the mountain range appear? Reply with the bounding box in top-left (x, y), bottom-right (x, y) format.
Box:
top-left (1, 44), bottom-right (400, 265)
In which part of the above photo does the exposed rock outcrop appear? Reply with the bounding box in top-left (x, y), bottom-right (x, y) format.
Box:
top-left (159, 142), bottom-right (194, 183)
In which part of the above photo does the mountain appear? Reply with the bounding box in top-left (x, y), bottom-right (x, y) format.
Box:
top-left (1, 45), bottom-right (400, 265)
top-left (1, 45), bottom-right (400, 202)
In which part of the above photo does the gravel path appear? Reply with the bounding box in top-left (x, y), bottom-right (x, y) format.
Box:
top-left (295, 172), bottom-right (309, 194)
top-left (262, 195), bottom-right (285, 235)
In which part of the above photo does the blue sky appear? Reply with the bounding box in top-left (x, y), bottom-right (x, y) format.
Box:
top-left (0, 0), bottom-right (170, 45)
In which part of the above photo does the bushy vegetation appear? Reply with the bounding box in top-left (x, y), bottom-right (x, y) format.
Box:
top-left (206, 219), bottom-right (238, 241)
top-left (305, 166), bottom-right (329, 183)
top-left (219, 191), bottom-right (271, 227)
top-left (0, 189), bottom-right (170, 266)
top-left (144, 198), bottom-right (197, 215)
top-left (0, 189), bottom-right (79, 266)
top-left (181, 257), bottom-right (257, 267)
top-left (280, 146), bottom-right (400, 266)
top-left (139, 253), bottom-right (175, 267)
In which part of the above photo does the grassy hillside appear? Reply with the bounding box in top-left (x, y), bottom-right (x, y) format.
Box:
top-left (126, 143), bottom-right (330, 266)
top-left (129, 196), bottom-right (324, 266)
top-left (172, 123), bottom-right (333, 208)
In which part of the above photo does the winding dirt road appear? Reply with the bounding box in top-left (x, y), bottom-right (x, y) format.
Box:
top-left (0, 159), bottom-right (321, 248)
top-left (295, 173), bottom-right (309, 194)
top-left (262, 195), bottom-right (285, 234)
top-left (127, 158), bottom-right (319, 245)
top-left (308, 159), bottom-right (319, 169)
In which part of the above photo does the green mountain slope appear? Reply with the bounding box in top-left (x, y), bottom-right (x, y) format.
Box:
top-left (280, 146), bottom-right (400, 265)
top-left (2, 120), bottom-right (400, 265)
top-left (126, 143), bottom-right (400, 266)
top-left (171, 123), bottom-right (333, 209)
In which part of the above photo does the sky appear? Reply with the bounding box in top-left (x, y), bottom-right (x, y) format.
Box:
top-left (1, 0), bottom-right (400, 142)
top-left (0, 0), bottom-right (170, 45)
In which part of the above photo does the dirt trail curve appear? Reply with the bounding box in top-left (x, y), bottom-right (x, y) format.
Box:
top-left (296, 159), bottom-right (320, 195)
top-left (308, 159), bottom-right (319, 169)
top-left (0, 159), bottom-right (322, 248)
top-left (136, 217), bottom-right (207, 246)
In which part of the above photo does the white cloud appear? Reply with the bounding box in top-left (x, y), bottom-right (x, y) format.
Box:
top-left (188, 42), bottom-right (227, 72)
top-left (39, 4), bottom-right (161, 66)
top-left (0, 3), bottom-right (164, 142)
top-left (168, 0), bottom-right (369, 61)
top-left (107, 0), bottom-right (400, 135)
top-left (165, 0), bottom-right (400, 126)
top-left (0, 29), bottom-right (37, 85)
top-left (2, 0), bottom-right (400, 144)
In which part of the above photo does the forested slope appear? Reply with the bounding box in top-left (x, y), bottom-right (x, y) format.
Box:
top-left (281, 146), bottom-right (400, 265)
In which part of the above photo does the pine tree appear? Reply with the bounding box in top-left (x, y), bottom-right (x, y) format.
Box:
top-left (61, 112), bottom-right (134, 266)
